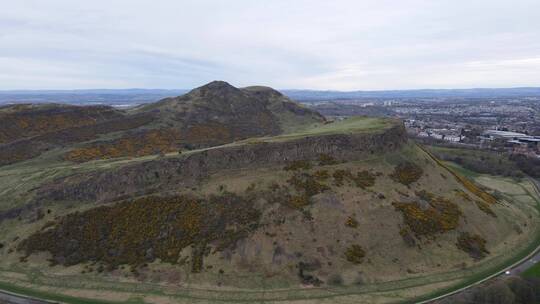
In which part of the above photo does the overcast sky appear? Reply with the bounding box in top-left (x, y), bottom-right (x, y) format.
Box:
top-left (1, 0), bottom-right (540, 90)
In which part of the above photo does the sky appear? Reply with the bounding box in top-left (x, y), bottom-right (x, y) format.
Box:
top-left (1, 0), bottom-right (540, 90)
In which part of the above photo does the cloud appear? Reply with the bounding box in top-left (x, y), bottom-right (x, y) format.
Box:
top-left (0, 0), bottom-right (539, 89)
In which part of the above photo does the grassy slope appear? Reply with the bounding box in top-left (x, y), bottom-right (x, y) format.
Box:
top-left (240, 116), bottom-right (395, 143)
top-left (425, 145), bottom-right (524, 178)
top-left (1, 151), bottom-right (538, 303)
top-left (520, 179), bottom-right (540, 279)
top-left (0, 117), bottom-right (395, 212)
top-left (403, 161), bottom-right (540, 303)
top-left (1, 119), bottom-right (539, 303)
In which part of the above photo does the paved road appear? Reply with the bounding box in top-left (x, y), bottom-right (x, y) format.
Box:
top-left (507, 253), bottom-right (540, 275)
top-left (506, 178), bottom-right (540, 276)
top-left (0, 291), bottom-right (51, 304)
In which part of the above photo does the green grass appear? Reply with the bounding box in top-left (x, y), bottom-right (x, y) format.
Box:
top-left (248, 116), bottom-right (397, 143)
top-left (0, 280), bottom-right (143, 304)
top-left (296, 116), bottom-right (395, 134)
top-left (443, 161), bottom-right (481, 179)
top-left (425, 145), bottom-right (524, 178)
top-left (522, 262), bottom-right (540, 278)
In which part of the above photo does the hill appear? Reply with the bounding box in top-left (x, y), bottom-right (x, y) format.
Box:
top-left (135, 80), bottom-right (325, 143)
top-left (0, 81), bottom-right (324, 165)
top-left (0, 103), bottom-right (124, 144)
top-left (0, 82), bottom-right (538, 304)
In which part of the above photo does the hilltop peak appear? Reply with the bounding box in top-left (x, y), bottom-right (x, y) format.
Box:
top-left (187, 80), bottom-right (243, 98)
top-left (130, 81), bottom-right (325, 149)
top-left (200, 80), bottom-right (235, 89)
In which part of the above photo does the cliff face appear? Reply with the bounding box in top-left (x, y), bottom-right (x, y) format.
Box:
top-left (35, 123), bottom-right (407, 205)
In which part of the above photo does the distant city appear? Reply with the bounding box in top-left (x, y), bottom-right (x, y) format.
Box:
top-left (306, 96), bottom-right (540, 159)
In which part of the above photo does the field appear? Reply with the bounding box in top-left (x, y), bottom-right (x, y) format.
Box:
top-left (426, 145), bottom-right (540, 179)
top-left (238, 116), bottom-right (397, 143)
top-left (522, 263), bottom-right (540, 278)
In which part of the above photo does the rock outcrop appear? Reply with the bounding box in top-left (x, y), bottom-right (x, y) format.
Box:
top-left (35, 122), bottom-right (407, 205)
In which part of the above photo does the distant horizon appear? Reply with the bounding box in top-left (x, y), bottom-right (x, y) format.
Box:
top-left (2, 83), bottom-right (540, 105)
top-left (1, 84), bottom-right (540, 93)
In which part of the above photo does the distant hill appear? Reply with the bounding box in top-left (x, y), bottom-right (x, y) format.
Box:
top-left (137, 81), bottom-right (325, 134)
top-left (0, 89), bottom-right (188, 106)
top-left (0, 81), bottom-right (325, 165)
top-left (1, 86), bottom-right (540, 105)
